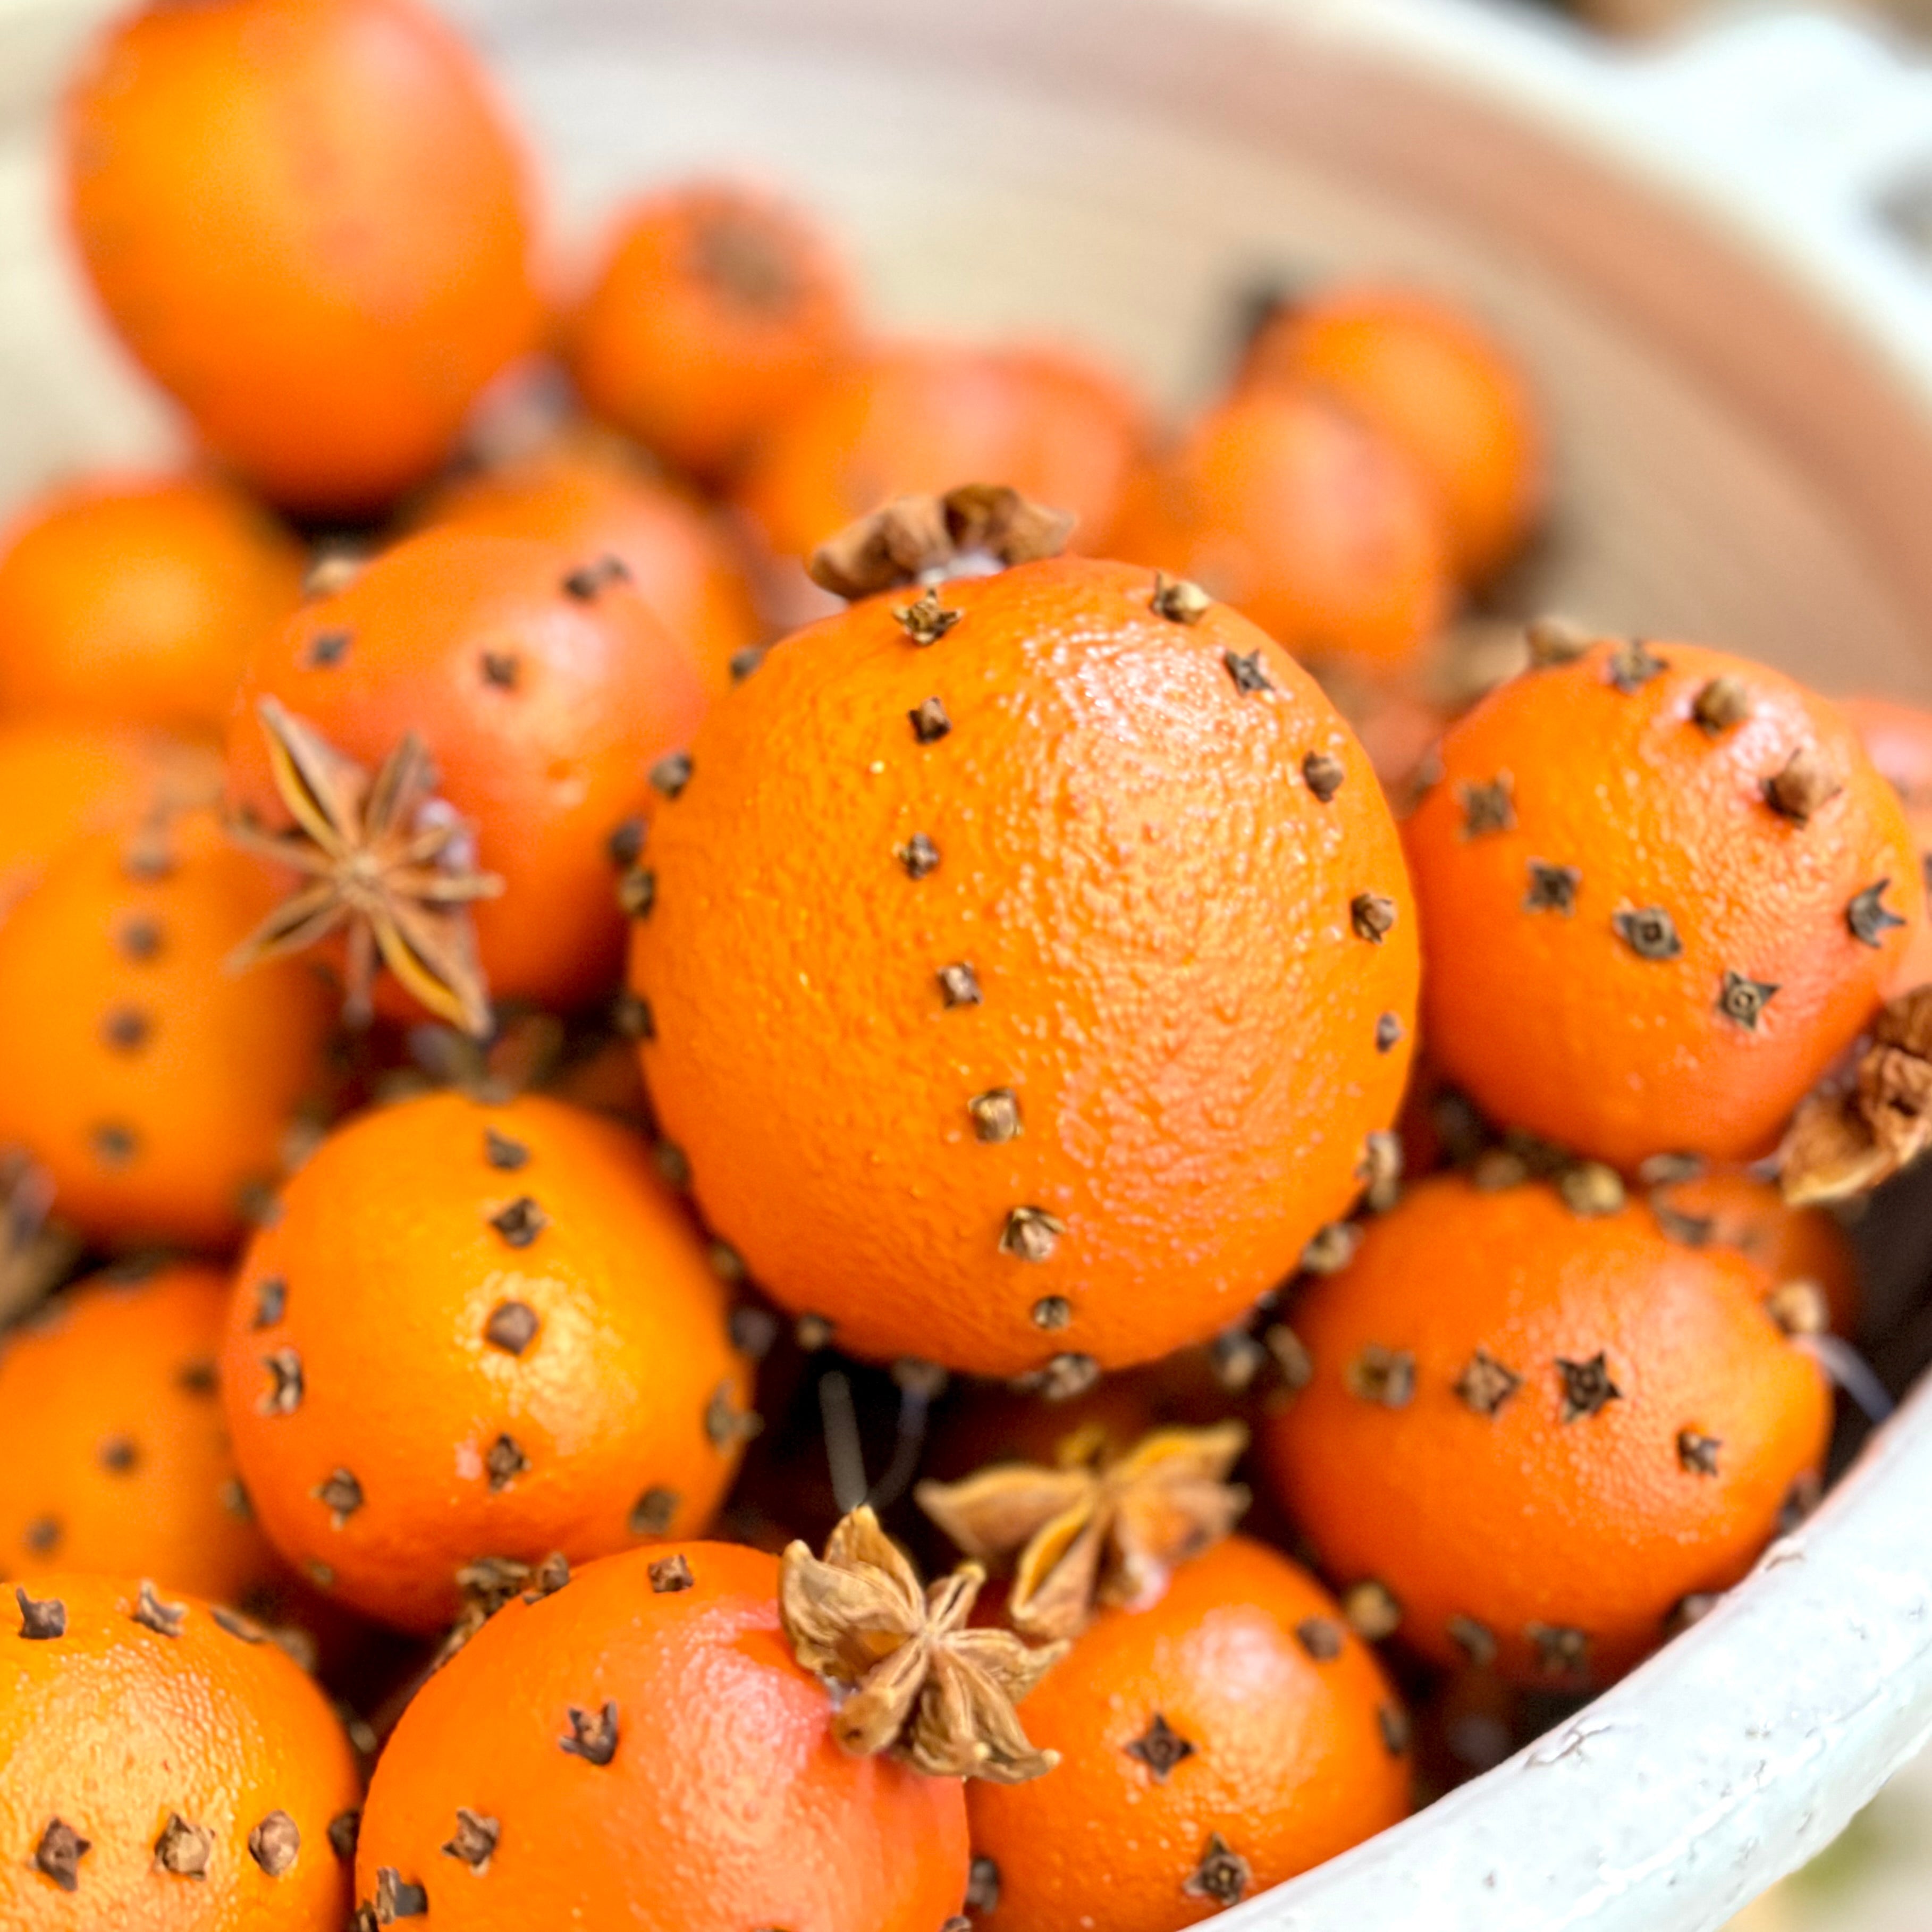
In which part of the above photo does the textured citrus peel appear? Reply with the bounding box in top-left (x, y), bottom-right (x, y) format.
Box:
top-left (779, 1505), bottom-right (1066, 1784)
top-left (807, 483), bottom-right (1076, 600)
top-left (914, 1421), bottom-right (1250, 1643)
top-left (226, 697), bottom-right (503, 1036)
top-left (1782, 984), bottom-right (1932, 1204)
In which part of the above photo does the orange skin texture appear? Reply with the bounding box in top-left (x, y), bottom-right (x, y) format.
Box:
top-left (1258, 1175), bottom-right (1833, 1687)
top-left (1106, 384), bottom-right (1454, 676)
top-left (0, 474), bottom-right (305, 738)
top-left (0, 1571), bottom-right (360, 1930)
top-left (1839, 693), bottom-right (1932, 992)
top-left (417, 433), bottom-right (764, 697)
top-left (1242, 286), bottom-right (1547, 585)
top-left (356, 1540), bottom-right (970, 1931)
top-left (0, 809), bottom-right (333, 1252)
top-left (1650, 1165), bottom-right (1860, 1337)
top-left (737, 340), bottom-right (1154, 563)
top-left (0, 1265), bottom-right (280, 1607)
top-left (571, 182), bottom-right (860, 482)
top-left (226, 528), bottom-right (709, 1018)
top-left (0, 721), bottom-right (215, 916)
top-left (62, 0), bottom-right (544, 515)
top-left (218, 1091), bottom-right (750, 1634)
top-left (629, 557), bottom-right (1418, 1377)
top-left (968, 1537), bottom-right (1411, 1932)
top-left (1404, 640), bottom-right (1923, 1168)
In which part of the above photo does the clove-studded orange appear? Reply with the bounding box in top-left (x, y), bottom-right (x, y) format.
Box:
top-left (0, 1571), bottom-right (360, 1928)
top-left (1239, 285), bottom-right (1546, 585)
top-left (0, 807), bottom-right (334, 1252)
top-left (1258, 1174), bottom-right (1832, 1688)
top-left (967, 1536), bottom-right (1411, 1932)
top-left (628, 495), bottom-right (1419, 1379)
top-left (1645, 1162), bottom-right (1860, 1337)
top-left (1840, 692), bottom-right (1932, 994)
top-left (218, 1091), bottom-right (752, 1634)
top-left (738, 341), bottom-right (1153, 567)
top-left (224, 527), bottom-right (709, 1032)
top-left (62, 0), bottom-right (544, 514)
top-left (570, 181), bottom-right (860, 482)
top-left (0, 471), bottom-right (305, 738)
top-left (1404, 629), bottom-right (1923, 1169)
top-left (355, 1537), bottom-right (973, 1930)
top-left (1106, 381), bottom-right (1454, 675)
top-left (417, 430), bottom-right (765, 697)
top-left (0, 1262), bottom-right (282, 1608)
top-left (0, 719), bottom-right (216, 917)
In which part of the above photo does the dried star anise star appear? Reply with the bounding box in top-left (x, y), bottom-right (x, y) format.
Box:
top-left (226, 698), bottom-right (503, 1036)
top-left (914, 1422), bottom-right (1250, 1643)
top-left (779, 1506), bottom-right (1065, 1785)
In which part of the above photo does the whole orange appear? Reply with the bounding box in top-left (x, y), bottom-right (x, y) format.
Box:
top-left (1259, 1174), bottom-right (1832, 1687)
top-left (968, 1537), bottom-right (1410, 1932)
top-left (1404, 635), bottom-right (1922, 1167)
top-left (1242, 286), bottom-right (1546, 585)
top-left (630, 555), bottom-right (1417, 1377)
top-left (571, 182), bottom-right (860, 482)
top-left (226, 528), bottom-right (709, 1026)
top-left (218, 1091), bottom-right (752, 1634)
top-left (62, 0), bottom-right (544, 514)
top-left (355, 1540), bottom-right (971, 1929)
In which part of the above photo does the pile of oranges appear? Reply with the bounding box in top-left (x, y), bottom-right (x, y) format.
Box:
top-left (1, 2), bottom-right (1927, 1928)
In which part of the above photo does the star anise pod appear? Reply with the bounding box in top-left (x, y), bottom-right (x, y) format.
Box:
top-left (780, 1506), bottom-right (1066, 1785)
top-left (226, 699), bottom-right (503, 1036)
top-left (0, 1151), bottom-right (74, 1331)
top-left (1783, 983), bottom-right (1932, 1204)
top-left (915, 1421), bottom-right (1249, 1643)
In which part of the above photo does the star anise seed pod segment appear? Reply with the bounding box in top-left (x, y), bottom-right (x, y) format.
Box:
top-left (779, 1506), bottom-right (1066, 1785)
top-left (1782, 983), bottom-right (1932, 1204)
top-left (914, 1421), bottom-right (1250, 1643)
top-left (226, 699), bottom-right (504, 1036)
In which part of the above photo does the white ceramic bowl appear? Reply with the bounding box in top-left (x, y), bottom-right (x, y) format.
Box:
top-left (6, 2), bottom-right (1932, 1926)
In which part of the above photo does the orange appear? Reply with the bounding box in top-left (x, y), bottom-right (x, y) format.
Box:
top-left (570, 182), bottom-right (860, 482)
top-left (0, 807), bottom-right (334, 1252)
top-left (1106, 383), bottom-right (1454, 674)
top-left (0, 473), bottom-right (304, 738)
top-left (0, 721), bottom-right (215, 918)
top-left (630, 553), bottom-right (1417, 1377)
top-left (1242, 285), bottom-right (1546, 584)
top-left (417, 431), bottom-right (764, 696)
top-left (218, 1091), bottom-right (752, 1634)
top-left (62, 0), bottom-right (544, 514)
top-left (1258, 1174), bottom-right (1832, 1687)
top-left (968, 1537), bottom-right (1410, 1931)
top-left (225, 527), bottom-right (709, 1027)
top-left (1840, 693), bottom-right (1932, 992)
top-left (0, 1571), bottom-right (360, 1928)
top-left (1404, 633), bottom-right (1922, 1167)
top-left (737, 340), bottom-right (1152, 563)
top-left (0, 1262), bottom-right (280, 1607)
top-left (354, 1539), bottom-right (971, 1929)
